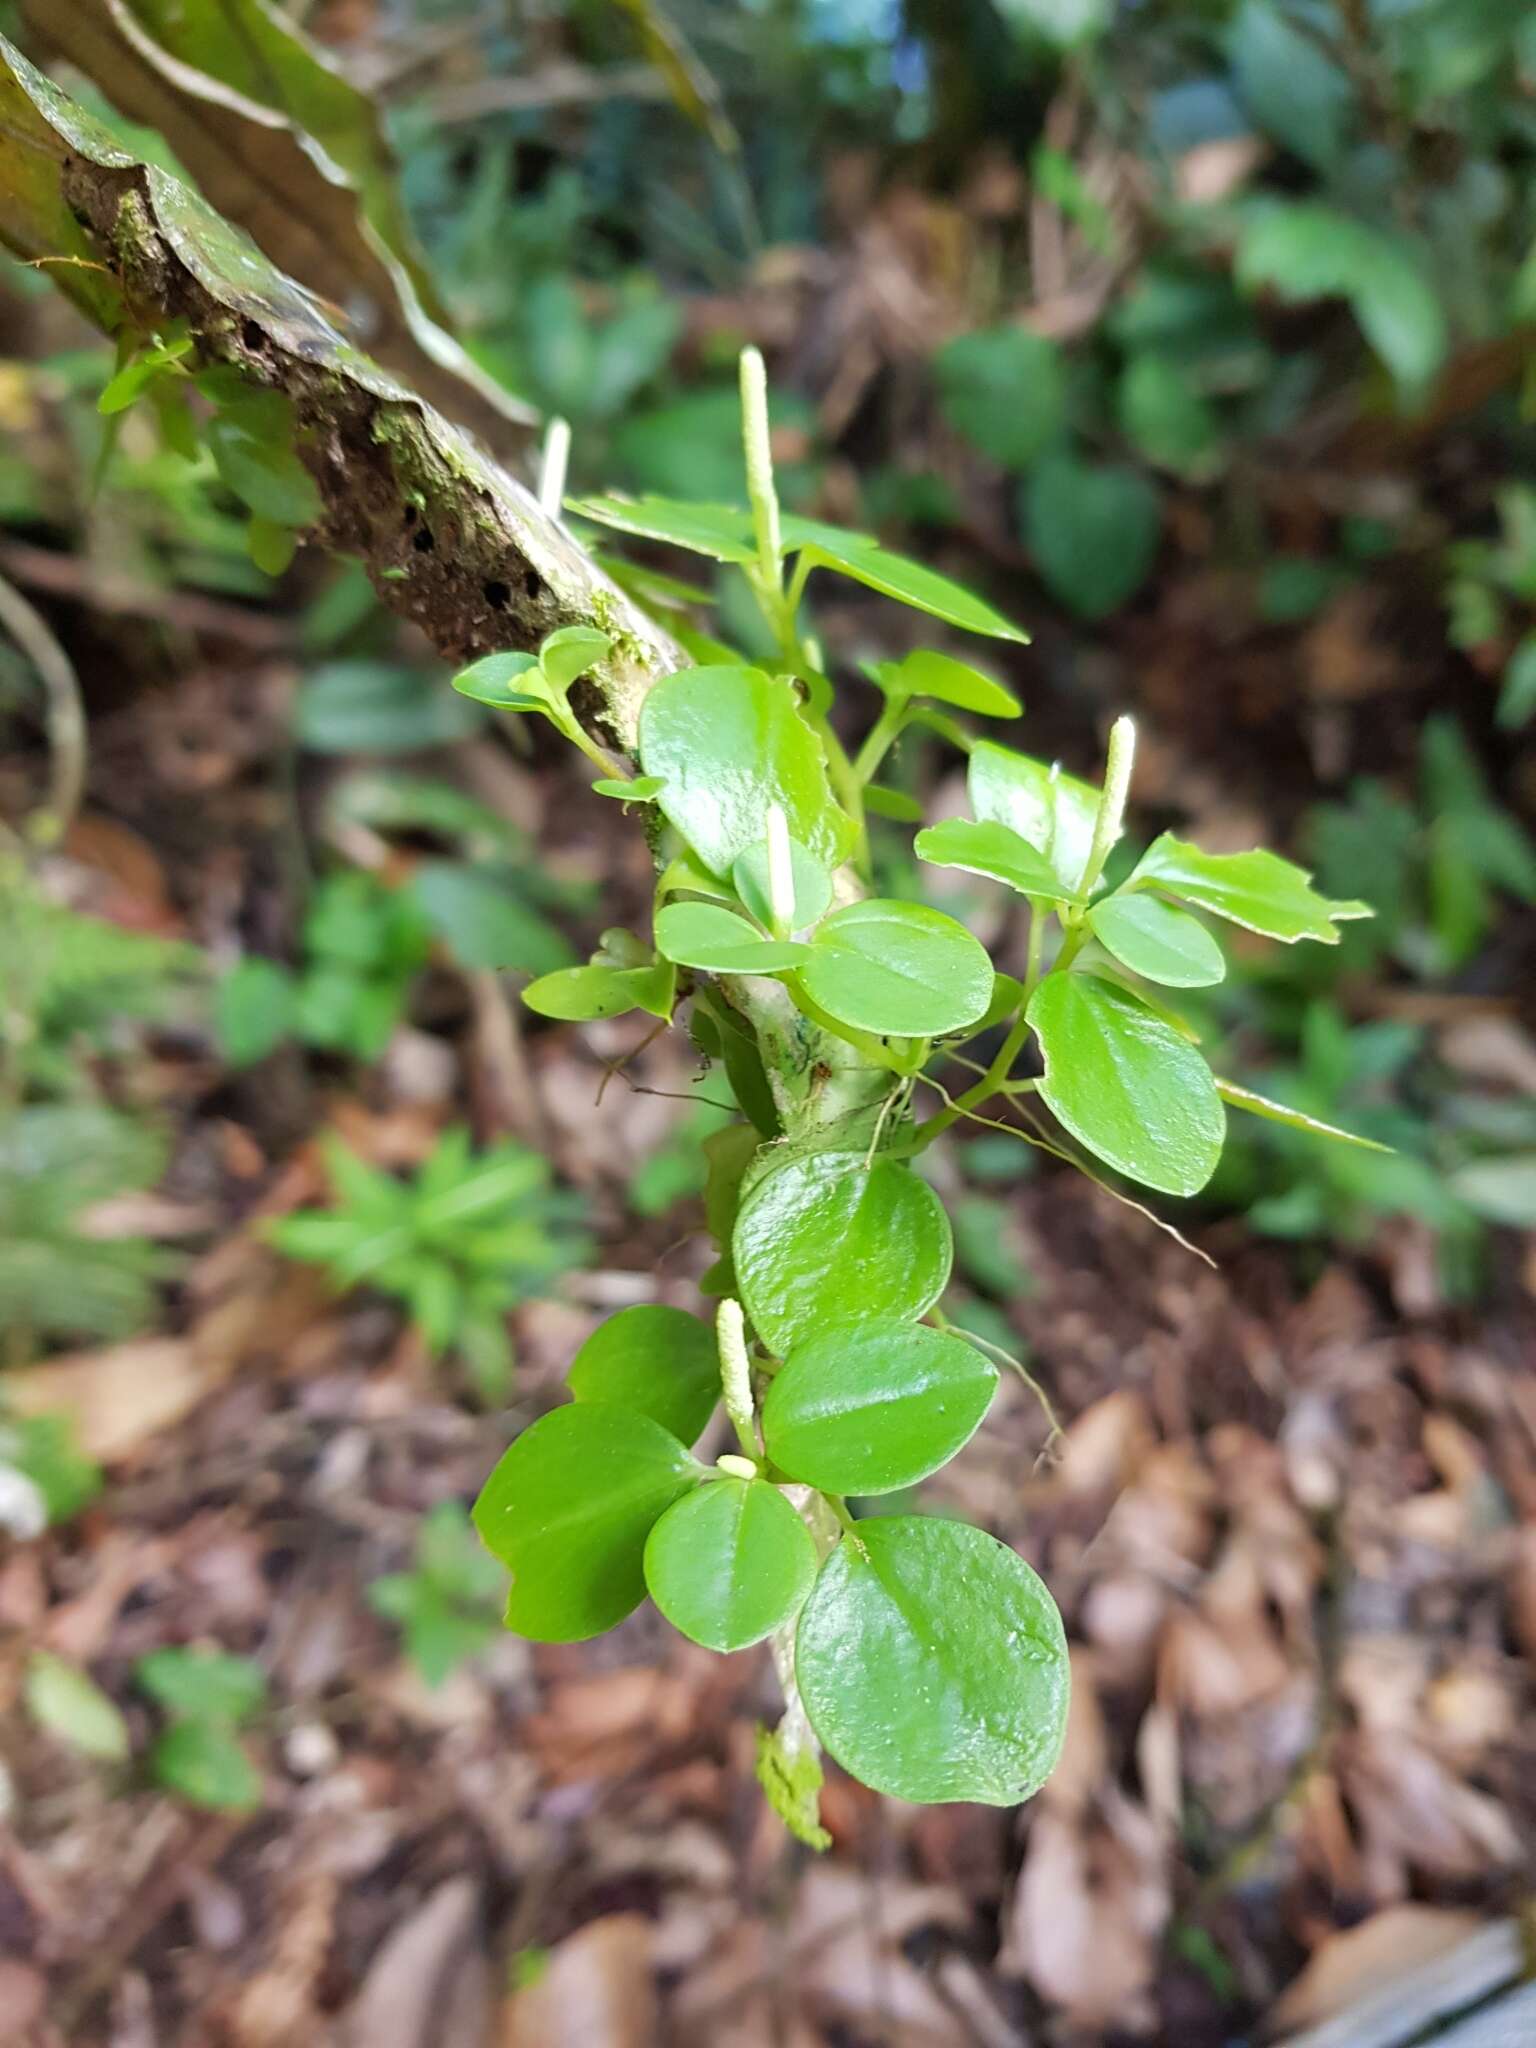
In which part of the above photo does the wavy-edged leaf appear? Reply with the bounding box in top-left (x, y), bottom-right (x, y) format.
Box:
top-left (1127, 832), bottom-right (1371, 944)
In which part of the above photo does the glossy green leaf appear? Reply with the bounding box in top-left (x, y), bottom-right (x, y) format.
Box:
top-left (781, 517), bottom-right (1026, 642)
top-left (538, 625), bottom-right (612, 692)
top-left (150, 1719), bottom-right (262, 1812)
top-left (1028, 972), bottom-right (1225, 1196)
top-left (1127, 833), bottom-right (1371, 943)
top-left (869, 648), bottom-right (1021, 718)
top-left (567, 1304), bottom-right (721, 1444)
top-left (734, 1152), bottom-right (952, 1357)
top-left (795, 1516), bottom-right (1070, 1805)
top-left (592, 775), bottom-right (666, 801)
top-left (1087, 893), bottom-right (1226, 987)
top-left (916, 818), bottom-right (1071, 901)
top-left (451, 651), bottom-right (545, 711)
top-left (645, 1477), bottom-right (818, 1651)
top-left (522, 961), bottom-right (675, 1021)
top-left (565, 493), bottom-right (757, 563)
top-left (764, 1322), bottom-right (997, 1494)
top-left (135, 1648), bottom-right (267, 1725)
top-left (25, 1651), bottom-right (130, 1761)
top-left (798, 901), bottom-right (994, 1038)
top-left (969, 742), bottom-right (1100, 894)
top-left (1235, 203), bottom-right (1447, 392)
top-left (1216, 1078), bottom-right (1391, 1153)
top-left (1021, 453), bottom-right (1161, 620)
top-left (638, 665), bottom-right (852, 878)
top-left (473, 1403), bottom-right (699, 1641)
top-left (732, 835), bottom-right (833, 932)
top-left (655, 901), bottom-right (811, 973)
top-left (863, 784), bottom-right (924, 822)
top-left (933, 325), bottom-right (1067, 472)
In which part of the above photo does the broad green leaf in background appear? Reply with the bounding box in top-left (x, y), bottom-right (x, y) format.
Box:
top-left (298, 660), bottom-right (482, 753)
top-left (795, 1517), bottom-right (1070, 1805)
top-left (473, 1404), bottom-right (699, 1641)
top-left (1028, 972), bottom-right (1225, 1196)
top-left (216, 956), bottom-right (297, 1066)
top-left (995, 0), bottom-right (1113, 51)
top-left (150, 1718), bottom-right (262, 1812)
top-left (25, 1652), bottom-right (130, 1761)
top-left (566, 494), bottom-right (758, 563)
top-left (732, 835), bottom-right (833, 931)
top-left (654, 901), bottom-right (811, 973)
top-left (638, 665), bottom-right (853, 878)
top-left (763, 1321), bottom-right (997, 1494)
top-left (933, 326), bottom-right (1067, 472)
top-left (780, 518), bottom-right (1026, 641)
top-left (797, 900), bottom-right (994, 1037)
top-left (866, 648), bottom-right (1021, 718)
top-left (1021, 453), bottom-right (1162, 620)
top-left (969, 742), bottom-right (1101, 894)
top-left (522, 960), bottom-right (675, 1022)
top-left (1117, 356), bottom-right (1223, 480)
top-left (410, 863), bottom-right (573, 976)
top-left (1235, 204), bottom-right (1448, 394)
top-left (566, 1304), bottom-right (721, 1444)
top-left (135, 1647), bottom-right (268, 1725)
top-left (644, 1478), bottom-right (818, 1652)
top-left (1087, 893), bottom-right (1227, 987)
top-left (916, 818), bottom-right (1073, 902)
top-left (1128, 832), bottom-right (1371, 942)
top-left (1498, 633), bottom-right (1536, 729)
top-left (1448, 1156), bottom-right (1536, 1228)
top-left (733, 1152), bottom-right (952, 1357)
top-left (1227, 0), bottom-right (1353, 171)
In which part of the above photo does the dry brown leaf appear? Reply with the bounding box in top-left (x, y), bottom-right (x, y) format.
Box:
top-left (502, 1915), bottom-right (657, 2048)
top-left (340, 1878), bottom-right (485, 2048)
top-left (5, 1338), bottom-right (219, 1461)
top-left (1267, 1904), bottom-right (1485, 2036)
top-left (1001, 1793), bottom-right (1168, 2029)
top-left (1174, 136), bottom-right (1266, 205)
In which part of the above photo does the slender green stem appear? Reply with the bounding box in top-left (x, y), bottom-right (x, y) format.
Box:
top-left (851, 697), bottom-right (908, 785)
top-left (1022, 903), bottom-right (1048, 1000)
top-left (910, 1003), bottom-right (1034, 1149)
top-left (819, 1492), bottom-right (862, 1541)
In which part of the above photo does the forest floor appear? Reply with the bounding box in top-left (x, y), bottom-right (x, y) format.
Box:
top-left (4, 594), bottom-right (1536, 2048)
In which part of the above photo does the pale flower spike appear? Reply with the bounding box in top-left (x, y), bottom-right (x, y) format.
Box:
top-left (765, 802), bottom-right (795, 935)
top-left (538, 415), bottom-right (571, 519)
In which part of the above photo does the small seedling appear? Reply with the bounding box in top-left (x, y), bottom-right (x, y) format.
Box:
top-left (460, 354), bottom-right (1380, 1839)
top-left (369, 1501), bottom-right (507, 1686)
top-left (268, 1128), bottom-right (590, 1396)
top-left (135, 1646), bottom-right (268, 1813)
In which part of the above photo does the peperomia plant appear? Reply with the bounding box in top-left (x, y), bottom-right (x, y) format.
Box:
top-left (461, 351), bottom-right (1379, 1839)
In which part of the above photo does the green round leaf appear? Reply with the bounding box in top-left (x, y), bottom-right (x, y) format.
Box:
top-left (473, 1404), bottom-right (699, 1642)
top-left (451, 651), bottom-right (544, 710)
top-left (1021, 454), bottom-right (1161, 621)
top-left (522, 961), bottom-right (675, 1021)
top-left (654, 901), bottom-right (811, 973)
top-left (645, 1477), bottom-right (818, 1651)
top-left (734, 1152), bottom-right (952, 1358)
top-left (567, 1304), bottom-right (721, 1445)
top-left (638, 665), bottom-right (853, 878)
top-left (1117, 355), bottom-right (1221, 479)
top-left (799, 900), bottom-right (994, 1038)
top-left (934, 326), bottom-right (1067, 472)
top-left (135, 1648), bottom-right (267, 1726)
top-left (795, 1517), bottom-right (1070, 1805)
top-left (764, 1322), bottom-right (997, 1495)
top-left (1087, 893), bottom-right (1226, 987)
top-left (969, 743), bottom-right (1101, 894)
top-left (733, 836), bottom-right (833, 932)
top-left (1027, 972), bottom-right (1225, 1196)
top-left (150, 1719), bottom-right (263, 1813)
